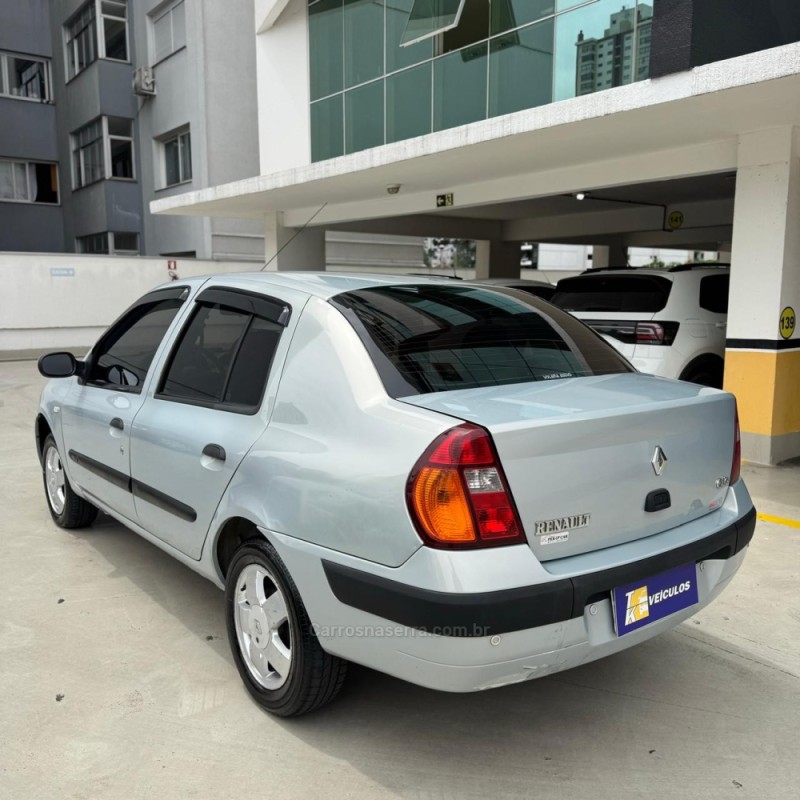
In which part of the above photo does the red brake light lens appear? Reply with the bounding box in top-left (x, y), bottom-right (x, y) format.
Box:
top-left (635, 322), bottom-right (666, 343)
top-left (407, 424), bottom-right (526, 548)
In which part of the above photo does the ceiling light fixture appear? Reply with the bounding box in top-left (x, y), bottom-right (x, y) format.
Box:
top-left (575, 192), bottom-right (587, 201)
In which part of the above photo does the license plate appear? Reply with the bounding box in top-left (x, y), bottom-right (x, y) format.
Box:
top-left (611, 562), bottom-right (699, 636)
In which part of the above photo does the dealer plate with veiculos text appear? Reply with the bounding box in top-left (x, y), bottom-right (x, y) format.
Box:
top-left (611, 562), bottom-right (699, 636)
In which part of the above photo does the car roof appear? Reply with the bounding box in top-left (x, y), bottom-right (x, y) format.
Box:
top-left (184, 271), bottom-right (477, 301)
top-left (471, 278), bottom-right (554, 287)
top-left (561, 266), bottom-right (729, 281)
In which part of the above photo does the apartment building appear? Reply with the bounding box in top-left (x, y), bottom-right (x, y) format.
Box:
top-left (0, 0), bottom-right (264, 260)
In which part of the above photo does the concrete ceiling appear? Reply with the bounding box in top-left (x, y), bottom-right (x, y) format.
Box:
top-left (433, 172), bottom-right (737, 221)
top-left (152, 43), bottom-right (799, 252)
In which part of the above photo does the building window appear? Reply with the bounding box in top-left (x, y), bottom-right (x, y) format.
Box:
top-left (107, 117), bottom-right (134, 178)
top-left (72, 117), bottom-right (135, 189)
top-left (401, 0), bottom-right (466, 47)
top-left (101, 0), bottom-right (129, 60)
top-left (0, 52), bottom-right (51, 101)
top-left (65, 3), bottom-right (97, 79)
top-left (308, 0), bottom-right (653, 161)
top-left (151, 0), bottom-right (187, 64)
top-left (0, 159), bottom-right (59, 204)
top-left (77, 231), bottom-right (139, 255)
top-left (65, 0), bottom-right (129, 80)
top-left (161, 128), bottom-right (192, 187)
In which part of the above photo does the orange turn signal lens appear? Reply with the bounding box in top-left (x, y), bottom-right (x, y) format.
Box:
top-left (412, 466), bottom-right (476, 543)
top-left (407, 423), bottom-right (526, 549)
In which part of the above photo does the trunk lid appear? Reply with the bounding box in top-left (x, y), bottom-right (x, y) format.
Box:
top-left (401, 373), bottom-right (735, 561)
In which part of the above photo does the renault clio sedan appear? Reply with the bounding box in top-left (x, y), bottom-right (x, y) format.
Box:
top-left (36, 273), bottom-right (755, 716)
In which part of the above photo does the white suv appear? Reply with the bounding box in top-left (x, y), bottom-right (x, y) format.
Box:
top-left (551, 265), bottom-right (729, 388)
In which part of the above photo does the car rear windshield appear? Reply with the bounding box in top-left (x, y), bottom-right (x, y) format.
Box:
top-left (551, 274), bottom-right (673, 313)
top-left (330, 285), bottom-right (633, 398)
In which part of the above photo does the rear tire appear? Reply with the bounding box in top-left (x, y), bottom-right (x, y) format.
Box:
top-left (679, 356), bottom-right (724, 389)
top-left (225, 539), bottom-right (347, 716)
top-left (41, 435), bottom-right (98, 528)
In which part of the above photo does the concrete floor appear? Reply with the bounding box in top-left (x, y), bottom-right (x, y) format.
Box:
top-left (1, 360), bottom-right (798, 800)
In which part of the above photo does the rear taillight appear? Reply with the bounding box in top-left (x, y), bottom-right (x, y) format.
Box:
top-left (407, 423), bottom-right (526, 549)
top-left (730, 402), bottom-right (741, 484)
top-left (635, 322), bottom-right (665, 343)
top-left (635, 321), bottom-right (680, 345)
top-left (586, 320), bottom-right (679, 346)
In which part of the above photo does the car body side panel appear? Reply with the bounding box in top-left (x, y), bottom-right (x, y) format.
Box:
top-left (211, 296), bottom-right (453, 568)
top-left (128, 280), bottom-right (312, 560)
top-left (59, 383), bottom-right (145, 520)
top-left (42, 278), bottom-right (211, 516)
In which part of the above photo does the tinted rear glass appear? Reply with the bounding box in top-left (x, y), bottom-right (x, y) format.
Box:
top-left (331, 285), bottom-right (633, 398)
top-left (699, 274), bottom-right (730, 313)
top-left (552, 274), bottom-right (672, 312)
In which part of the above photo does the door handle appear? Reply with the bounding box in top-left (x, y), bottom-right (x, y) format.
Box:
top-left (110, 417), bottom-right (124, 431)
top-left (202, 443), bottom-right (226, 461)
top-left (715, 321), bottom-right (727, 328)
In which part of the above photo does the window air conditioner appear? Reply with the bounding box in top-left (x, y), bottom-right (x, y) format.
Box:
top-left (132, 66), bottom-right (156, 97)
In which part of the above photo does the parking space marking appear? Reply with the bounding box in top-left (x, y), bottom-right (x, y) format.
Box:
top-left (757, 512), bottom-right (800, 529)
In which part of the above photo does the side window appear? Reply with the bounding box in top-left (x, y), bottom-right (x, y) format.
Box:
top-left (159, 303), bottom-right (282, 410)
top-left (224, 316), bottom-right (282, 406)
top-left (88, 296), bottom-right (184, 390)
top-left (699, 275), bottom-right (730, 314)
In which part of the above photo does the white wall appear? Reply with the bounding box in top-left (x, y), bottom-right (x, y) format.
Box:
top-left (0, 253), bottom-right (258, 357)
top-left (256, 0), bottom-right (311, 173)
top-left (540, 244), bottom-right (593, 271)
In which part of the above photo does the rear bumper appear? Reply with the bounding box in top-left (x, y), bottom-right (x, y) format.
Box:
top-left (323, 506), bottom-right (755, 636)
top-left (264, 482), bottom-right (755, 693)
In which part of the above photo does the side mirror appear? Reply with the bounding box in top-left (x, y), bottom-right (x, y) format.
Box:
top-left (38, 352), bottom-right (79, 378)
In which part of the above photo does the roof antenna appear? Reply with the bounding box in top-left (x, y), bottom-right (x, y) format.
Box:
top-left (260, 203), bottom-right (328, 272)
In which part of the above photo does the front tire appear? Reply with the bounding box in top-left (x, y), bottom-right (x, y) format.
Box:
top-left (41, 434), bottom-right (98, 528)
top-left (225, 539), bottom-right (347, 716)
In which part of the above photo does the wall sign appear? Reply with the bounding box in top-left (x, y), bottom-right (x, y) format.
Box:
top-left (436, 193), bottom-right (454, 208)
top-left (50, 268), bottom-right (75, 277)
top-left (779, 306), bottom-right (796, 339)
top-left (667, 210), bottom-right (684, 230)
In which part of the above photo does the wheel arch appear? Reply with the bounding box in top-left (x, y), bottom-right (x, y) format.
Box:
top-left (678, 353), bottom-right (725, 388)
top-left (214, 516), bottom-right (264, 580)
top-left (35, 414), bottom-right (53, 465)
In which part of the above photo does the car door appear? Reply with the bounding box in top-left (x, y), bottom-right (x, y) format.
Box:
top-left (698, 273), bottom-right (729, 356)
top-left (59, 286), bottom-right (190, 521)
top-left (129, 285), bottom-right (300, 559)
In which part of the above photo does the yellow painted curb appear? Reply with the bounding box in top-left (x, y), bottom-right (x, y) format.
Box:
top-left (757, 512), bottom-right (800, 529)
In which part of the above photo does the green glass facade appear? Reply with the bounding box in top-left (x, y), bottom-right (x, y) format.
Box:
top-left (309, 0), bottom-right (653, 162)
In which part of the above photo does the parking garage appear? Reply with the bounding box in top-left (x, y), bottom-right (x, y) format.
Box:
top-left (153, 42), bottom-right (800, 465)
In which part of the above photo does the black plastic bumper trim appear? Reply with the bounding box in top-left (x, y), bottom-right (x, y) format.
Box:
top-left (323, 506), bottom-right (757, 637)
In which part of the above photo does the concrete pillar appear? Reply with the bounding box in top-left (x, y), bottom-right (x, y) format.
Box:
top-left (724, 127), bottom-right (800, 464)
top-left (474, 240), bottom-right (521, 279)
top-left (263, 212), bottom-right (326, 271)
top-left (591, 242), bottom-right (628, 269)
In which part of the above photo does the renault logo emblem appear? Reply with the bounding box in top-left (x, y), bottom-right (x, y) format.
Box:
top-left (651, 446), bottom-right (668, 476)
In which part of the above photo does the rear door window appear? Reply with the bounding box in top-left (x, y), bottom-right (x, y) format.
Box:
top-left (331, 284), bottom-right (633, 398)
top-left (157, 289), bottom-right (288, 412)
top-left (551, 274), bottom-right (673, 312)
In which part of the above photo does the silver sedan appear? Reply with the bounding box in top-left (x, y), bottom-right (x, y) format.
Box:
top-left (35, 273), bottom-right (755, 715)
